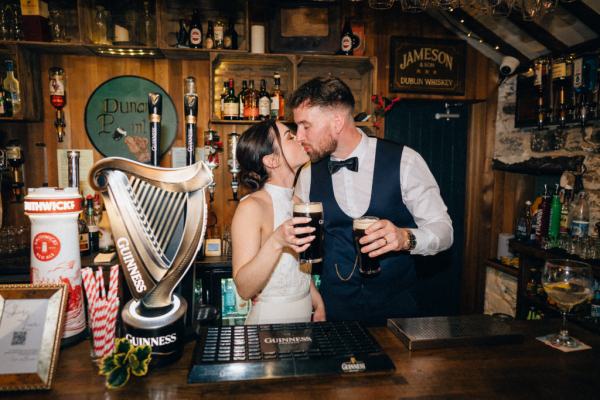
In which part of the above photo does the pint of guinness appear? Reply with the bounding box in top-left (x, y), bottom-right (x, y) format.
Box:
top-left (353, 216), bottom-right (381, 276)
top-left (293, 202), bottom-right (324, 264)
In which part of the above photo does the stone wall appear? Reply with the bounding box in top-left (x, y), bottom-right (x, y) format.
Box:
top-left (493, 76), bottom-right (600, 233)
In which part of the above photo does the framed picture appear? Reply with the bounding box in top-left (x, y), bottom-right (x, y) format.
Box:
top-left (389, 37), bottom-right (466, 95)
top-left (0, 284), bottom-right (68, 391)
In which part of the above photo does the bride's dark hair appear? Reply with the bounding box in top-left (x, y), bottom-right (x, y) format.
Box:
top-left (237, 119), bottom-right (290, 191)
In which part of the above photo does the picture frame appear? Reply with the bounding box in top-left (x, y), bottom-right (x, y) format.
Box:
top-left (0, 284), bottom-right (68, 391)
top-left (389, 37), bottom-right (466, 95)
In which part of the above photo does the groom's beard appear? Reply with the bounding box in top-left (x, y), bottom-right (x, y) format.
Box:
top-left (308, 134), bottom-right (337, 163)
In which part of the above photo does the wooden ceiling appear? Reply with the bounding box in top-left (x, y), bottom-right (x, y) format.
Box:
top-left (427, 0), bottom-right (600, 68)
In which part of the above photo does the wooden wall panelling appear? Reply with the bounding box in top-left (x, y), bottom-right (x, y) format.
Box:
top-left (461, 60), bottom-right (498, 314)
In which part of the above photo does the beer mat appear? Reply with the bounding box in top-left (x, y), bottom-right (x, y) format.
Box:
top-left (536, 334), bottom-right (592, 352)
top-left (94, 252), bottom-right (116, 263)
top-left (387, 315), bottom-right (523, 351)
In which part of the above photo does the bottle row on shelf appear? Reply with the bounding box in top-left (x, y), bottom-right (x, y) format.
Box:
top-left (219, 72), bottom-right (285, 121)
top-left (517, 53), bottom-right (600, 130)
top-left (0, 59), bottom-right (21, 117)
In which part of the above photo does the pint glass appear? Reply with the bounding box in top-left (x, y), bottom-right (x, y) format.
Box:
top-left (293, 202), bottom-right (324, 264)
top-left (353, 216), bottom-right (381, 276)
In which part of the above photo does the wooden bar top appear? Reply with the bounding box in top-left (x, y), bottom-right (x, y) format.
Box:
top-left (8, 320), bottom-right (600, 399)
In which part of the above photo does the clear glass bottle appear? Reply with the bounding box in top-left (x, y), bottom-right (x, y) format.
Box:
top-left (244, 80), bottom-right (259, 121)
top-left (570, 191), bottom-right (590, 239)
top-left (204, 20), bottom-right (214, 49)
top-left (91, 6), bottom-right (109, 45)
top-left (139, 0), bottom-right (155, 46)
top-left (214, 19), bottom-right (224, 49)
top-left (3, 59), bottom-right (21, 115)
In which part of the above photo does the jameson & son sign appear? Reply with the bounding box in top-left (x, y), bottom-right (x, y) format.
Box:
top-left (389, 37), bottom-right (466, 95)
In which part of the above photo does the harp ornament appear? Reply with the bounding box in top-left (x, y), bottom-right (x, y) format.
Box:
top-left (90, 157), bottom-right (212, 366)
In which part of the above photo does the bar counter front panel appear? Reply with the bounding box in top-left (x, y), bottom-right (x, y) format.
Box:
top-left (8, 320), bottom-right (600, 399)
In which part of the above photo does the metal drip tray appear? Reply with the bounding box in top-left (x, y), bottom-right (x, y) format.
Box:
top-left (387, 315), bottom-right (523, 350)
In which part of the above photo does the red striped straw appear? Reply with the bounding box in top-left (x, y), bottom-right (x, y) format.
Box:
top-left (103, 265), bottom-right (120, 355)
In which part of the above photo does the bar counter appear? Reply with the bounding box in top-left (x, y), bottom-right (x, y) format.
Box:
top-left (9, 320), bottom-right (600, 399)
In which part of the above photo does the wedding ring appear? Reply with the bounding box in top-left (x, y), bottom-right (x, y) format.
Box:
top-left (382, 237), bottom-right (387, 246)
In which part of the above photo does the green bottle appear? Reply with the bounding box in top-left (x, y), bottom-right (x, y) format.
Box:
top-left (548, 184), bottom-right (561, 242)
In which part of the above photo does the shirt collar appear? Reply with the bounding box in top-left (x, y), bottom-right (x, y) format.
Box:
top-left (330, 128), bottom-right (368, 161)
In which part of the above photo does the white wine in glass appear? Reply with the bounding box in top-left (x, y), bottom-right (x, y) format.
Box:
top-left (542, 259), bottom-right (593, 347)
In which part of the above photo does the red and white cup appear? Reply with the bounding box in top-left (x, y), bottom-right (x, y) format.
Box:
top-left (25, 187), bottom-right (86, 339)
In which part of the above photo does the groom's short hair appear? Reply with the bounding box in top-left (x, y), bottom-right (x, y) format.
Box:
top-left (289, 76), bottom-right (355, 112)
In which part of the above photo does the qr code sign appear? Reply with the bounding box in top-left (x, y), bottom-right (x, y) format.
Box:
top-left (12, 331), bottom-right (27, 345)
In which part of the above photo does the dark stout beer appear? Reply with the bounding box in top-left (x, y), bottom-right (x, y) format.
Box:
top-left (353, 216), bottom-right (381, 276)
top-left (293, 202), bottom-right (324, 264)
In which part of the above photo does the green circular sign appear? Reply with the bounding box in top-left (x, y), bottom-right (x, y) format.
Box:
top-left (84, 76), bottom-right (178, 162)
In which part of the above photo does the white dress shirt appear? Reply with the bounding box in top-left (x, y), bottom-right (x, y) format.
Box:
top-left (295, 130), bottom-right (453, 256)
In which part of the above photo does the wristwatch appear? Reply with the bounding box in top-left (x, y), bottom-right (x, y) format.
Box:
top-left (405, 230), bottom-right (416, 251)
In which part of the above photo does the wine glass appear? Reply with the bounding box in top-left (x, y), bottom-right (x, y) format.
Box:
top-left (542, 259), bottom-right (593, 347)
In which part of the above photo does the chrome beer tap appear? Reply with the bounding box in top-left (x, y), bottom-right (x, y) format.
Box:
top-left (227, 131), bottom-right (240, 201)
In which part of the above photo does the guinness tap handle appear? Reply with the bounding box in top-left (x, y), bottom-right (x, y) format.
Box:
top-left (184, 77), bottom-right (198, 166)
top-left (148, 92), bottom-right (163, 166)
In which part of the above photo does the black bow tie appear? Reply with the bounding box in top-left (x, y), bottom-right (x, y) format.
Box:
top-left (328, 157), bottom-right (359, 174)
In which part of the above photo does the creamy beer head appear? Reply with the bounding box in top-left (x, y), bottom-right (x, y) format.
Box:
top-left (293, 202), bottom-right (323, 214)
top-left (353, 216), bottom-right (379, 230)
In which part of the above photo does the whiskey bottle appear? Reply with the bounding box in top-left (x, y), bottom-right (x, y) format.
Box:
top-left (244, 80), bottom-right (259, 121)
top-left (220, 81), bottom-right (229, 119)
top-left (270, 72), bottom-right (284, 120)
top-left (238, 80), bottom-right (247, 120)
top-left (258, 79), bottom-right (270, 120)
top-left (223, 18), bottom-right (238, 50)
top-left (188, 9), bottom-right (203, 48)
top-left (340, 19), bottom-right (355, 56)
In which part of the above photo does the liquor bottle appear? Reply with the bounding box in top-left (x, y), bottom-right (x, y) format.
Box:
top-left (238, 80), bottom-right (247, 120)
top-left (184, 77), bottom-right (198, 165)
top-left (534, 59), bottom-right (547, 130)
top-left (78, 208), bottom-right (90, 256)
top-left (220, 80), bottom-right (229, 119)
top-left (244, 80), bottom-right (259, 121)
top-left (214, 19), bottom-right (224, 49)
top-left (176, 18), bottom-right (189, 48)
top-left (0, 83), bottom-right (13, 117)
top-left (258, 79), bottom-right (270, 121)
top-left (340, 18), bottom-right (355, 56)
top-left (551, 56), bottom-right (571, 129)
top-left (223, 18), bottom-right (238, 50)
top-left (570, 191), bottom-right (589, 239)
top-left (559, 186), bottom-right (572, 235)
top-left (148, 92), bottom-right (162, 166)
top-left (222, 78), bottom-right (238, 120)
top-left (188, 9), bottom-right (202, 49)
top-left (535, 185), bottom-right (551, 243)
top-left (3, 60), bottom-right (21, 115)
top-left (85, 195), bottom-right (99, 253)
top-left (515, 200), bottom-right (532, 242)
top-left (204, 20), bottom-right (214, 49)
top-left (49, 67), bottom-right (66, 142)
top-left (270, 72), bottom-right (284, 120)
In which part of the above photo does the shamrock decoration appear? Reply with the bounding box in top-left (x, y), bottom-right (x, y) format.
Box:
top-left (99, 337), bottom-right (152, 389)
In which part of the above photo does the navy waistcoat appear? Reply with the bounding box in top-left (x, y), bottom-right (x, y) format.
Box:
top-left (310, 139), bottom-right (418, 326)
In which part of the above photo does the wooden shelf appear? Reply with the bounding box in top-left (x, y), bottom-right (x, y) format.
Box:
top-left (485, 258), bottom-right (519, 278)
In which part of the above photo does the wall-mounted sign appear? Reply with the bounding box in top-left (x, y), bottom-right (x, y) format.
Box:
top-left (389, 37), bottom-right (466, 95)
top-left (84, 76), bottom-right (178, 163)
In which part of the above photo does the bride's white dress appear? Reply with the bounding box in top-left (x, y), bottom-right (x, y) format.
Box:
top-left (243, 183), bottom-right (312, 325)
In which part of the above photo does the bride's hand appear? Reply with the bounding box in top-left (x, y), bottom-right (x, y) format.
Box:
top-left (274, 217), bottom-right (315, 253)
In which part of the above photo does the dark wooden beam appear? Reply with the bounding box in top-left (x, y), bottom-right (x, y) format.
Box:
top-left (568, 37), bottom-right (600, 55)
top-left (446, 8), bottom-right (530, 66)
top-left (507, 13), bottom-right (568, 55)
top-left (560, 0), bottom-right (600, 36)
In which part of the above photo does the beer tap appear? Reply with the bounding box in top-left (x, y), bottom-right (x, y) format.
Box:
top-left (203, 129), bottom-right (223, 202)
top-left (148, 92), bottom-right (162, 166)
top-left (227, 131), bottom-right (240, 201)
top-left (184, 77), bottom-right (198, 166)
top-left (49, 67), bottom-right (67, 142)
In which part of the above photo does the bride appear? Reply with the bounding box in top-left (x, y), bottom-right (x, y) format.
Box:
top-left (231, 119), bottom-right (326, 324)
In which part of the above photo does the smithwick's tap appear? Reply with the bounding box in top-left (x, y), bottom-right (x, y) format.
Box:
top-left (49, 67), bottom-right (66, 142)
top-left (148, 92), bottom-right (162, 166)
top-left (204, 129), bottom-right (223, 202)
top-left (184, 77), bottom-right (198, 166)
top-left (228, 131), bottom-right (240, 201)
